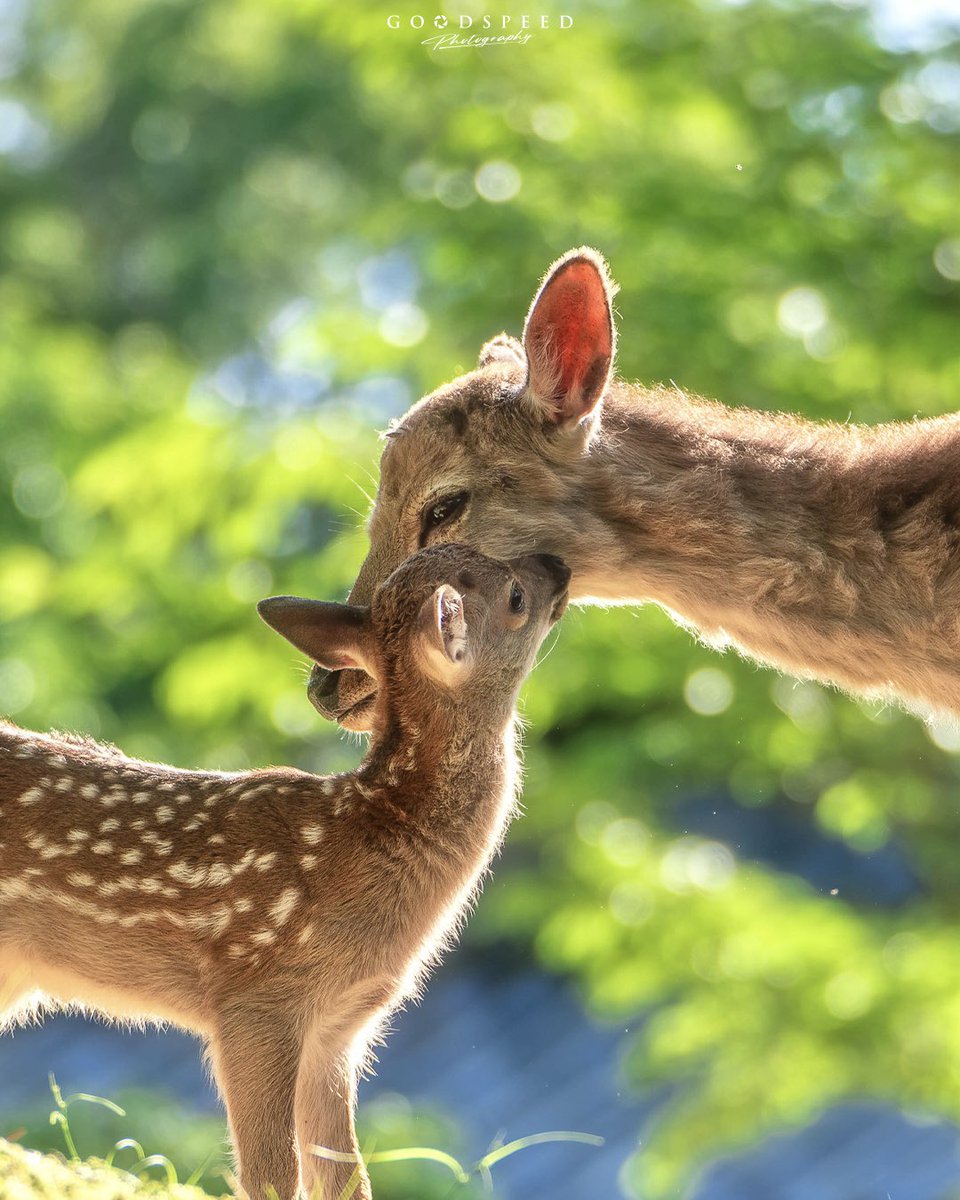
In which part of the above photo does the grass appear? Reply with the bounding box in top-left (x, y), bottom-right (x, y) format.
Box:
top-left (0, 1079), bottom-right (604, 1199)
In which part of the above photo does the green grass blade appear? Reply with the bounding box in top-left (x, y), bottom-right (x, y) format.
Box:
top-left (364, 1146), bottom-right (471, 1183)
top-left (64, 1092), bottom-right (127, 1117)
top-left (478, 1130), bottom-right (605, 1171)
top-left (128, 1152), bottom-right (179, 1186)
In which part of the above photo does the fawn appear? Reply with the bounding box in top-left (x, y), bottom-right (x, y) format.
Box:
top-left (310, 247), bottom-right (960, 730)
top-left (0, 543), bottom-right (570, 1200)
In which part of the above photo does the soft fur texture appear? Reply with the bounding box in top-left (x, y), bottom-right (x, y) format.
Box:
top-left (311, 246), bottom-right (960, 730)
top-left (0, 545), bottom-right (568, 1200)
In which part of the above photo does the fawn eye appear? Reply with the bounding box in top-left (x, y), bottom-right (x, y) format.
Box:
top-left (421, 492), bottom-right (469, 541)
top-left (509, 582), bottom-right (525, 614)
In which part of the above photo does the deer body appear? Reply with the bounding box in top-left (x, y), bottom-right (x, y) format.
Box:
top-left (0, 544), bottom-right (569, 1200)
top-left (311, 249), bottom-right (960, 729)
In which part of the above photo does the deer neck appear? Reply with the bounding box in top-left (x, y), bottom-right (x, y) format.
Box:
top-left (557, 384), bottom-right (960, 711)
top-left (361, 691), bottom-right (518, 843)
top-left (561, 385), bottom-right (845, 608)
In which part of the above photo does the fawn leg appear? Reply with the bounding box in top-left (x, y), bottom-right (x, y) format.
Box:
top-left (209, 1005), bottom-right (304, 1200)
top-left (0, 956), bottom-right (32, 1027)
top-left (295, 1030), bottom-right (369, 1200)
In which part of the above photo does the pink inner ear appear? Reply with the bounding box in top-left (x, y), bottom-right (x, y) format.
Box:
top-left (525, 259), bottom-right (612, 419)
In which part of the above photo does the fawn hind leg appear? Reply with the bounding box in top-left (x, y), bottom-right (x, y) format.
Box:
top-left (0, 935), bottom-right (34, 1029)
top-left (295, 1044), bottom-right (367, 1200)
top-left (209, 1000), bottom-right (304, 1200)
top-left (0, 970), bottom-right (33, 1029)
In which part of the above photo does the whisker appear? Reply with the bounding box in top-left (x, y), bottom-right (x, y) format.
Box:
top-left (347, 475), bottom-right (376, 509)
top-left (534, 624), bottom-right (564, 670)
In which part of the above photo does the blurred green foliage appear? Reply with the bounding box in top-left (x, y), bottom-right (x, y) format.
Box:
top-left (1, 0), bottom-right (960, 1195)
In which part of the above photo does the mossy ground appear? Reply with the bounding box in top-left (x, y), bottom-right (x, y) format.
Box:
top-left (0, 1138), bottom-right (213, 1200)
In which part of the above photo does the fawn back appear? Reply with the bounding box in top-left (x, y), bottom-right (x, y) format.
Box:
top-left (0, 542), bottom-right (569, 1200)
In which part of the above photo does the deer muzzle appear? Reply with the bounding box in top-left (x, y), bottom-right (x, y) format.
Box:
top-left (308, 662), bottom-right (377, 731)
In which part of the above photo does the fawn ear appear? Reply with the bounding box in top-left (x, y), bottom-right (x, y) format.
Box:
top-left (415, 584), bottom-right (470, 686)
top-left (522, 247), bottom-right (617, 428)
top-left (478, 333), bottom-right (526, 371)
top-left (258, 597), bottom-right (378, 678)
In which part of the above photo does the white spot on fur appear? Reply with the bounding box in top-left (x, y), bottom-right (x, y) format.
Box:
top-left (167, 861), bottom-right (201, 884)
top-left (241, 784), bottom-right (274, 801)
top-left (208, 834), bottom-right (225, 845)
top-left (297, 922), bottom-right (314, 945)
top-left (17, 788), bottom-right (45, 807)
top-left (299, 854), bottom-right (317, 870)
top-left (234, 898), bottom-right (253, 913)
top-left (250, 929), bottom-right (276, 946)
top-left (254, 852), bottom-right (277, 872)
top-left (99, 818), bottom-right (120, 833)
top-left (269, 887), bottom-right (300, 926)
top-left (234, 849), bottom-right (256, 872)
top-left (91, 840), bottom-right (113, 855)
top-left (321, 779), bottom-right (335, 796)
top-left (301, 825), bottom-right (323, 846)
top-left (81, 783), bottom-right (99, 800)
top-left (120, 848), bottom-right (143, 865)
top-left (209, 904), bottom-right (233, 936)
top-left (55, 777), bottom-right (73, 793)
top-left (67, 830), bottom-right (89, 843)
top-left (155, 805), bottom-right (174, 823)
top-left (68, 872), bottom-right (95, 888)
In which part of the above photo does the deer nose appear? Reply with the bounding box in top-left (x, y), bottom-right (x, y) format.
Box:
top-left (308, 663), bottom-right (341, 703)
top-left (532, 553), bottom-right (572, 590)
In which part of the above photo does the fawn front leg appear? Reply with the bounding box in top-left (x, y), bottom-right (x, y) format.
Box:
top-left (209, 1004), bottom-right (304, 1200)
top-left (295, 1033), bottom-right (368, 1200)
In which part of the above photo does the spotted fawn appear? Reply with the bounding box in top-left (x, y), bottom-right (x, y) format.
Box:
top-left (0, 543), bottom-right (569, 1200)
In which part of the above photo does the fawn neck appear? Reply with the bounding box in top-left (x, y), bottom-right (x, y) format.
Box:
top-left (362, 673), bottom-right (517, 828)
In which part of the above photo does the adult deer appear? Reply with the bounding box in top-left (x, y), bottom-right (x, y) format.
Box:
top-left (312, 247), bottom-right (960, 731)
top-left (0, 544), bottom-right (569, 1200)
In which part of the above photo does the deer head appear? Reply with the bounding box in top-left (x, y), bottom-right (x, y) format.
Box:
top-left (260, 544), bottom-right (570, 734)
top-left (308, 248), bottom-right (614, 731)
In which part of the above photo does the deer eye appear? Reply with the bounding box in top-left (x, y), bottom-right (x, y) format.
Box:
top-left (509, 582), bottom-right (525, 614)
top-left (421, 492), bottom-right (469, 542)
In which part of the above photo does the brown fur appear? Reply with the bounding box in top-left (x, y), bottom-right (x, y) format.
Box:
top-left (312, 247), bottom-right (960, 729)
top-left (0, 544), bottom-right (569, 1200)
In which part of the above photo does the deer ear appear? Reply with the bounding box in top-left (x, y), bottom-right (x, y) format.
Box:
top-left (257, 597), bottom-right (378, 679)
top-left (522, 247), bottom-right (617, 428)
top-left (478, 333), bottom-right (526, 371)
top-left (415, 584), bottom-right (471, 686)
